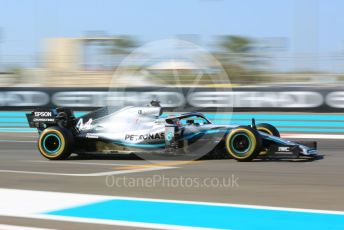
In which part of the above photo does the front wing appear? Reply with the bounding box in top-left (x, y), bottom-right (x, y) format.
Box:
top-left (261, 133), bottom-right (319, 159)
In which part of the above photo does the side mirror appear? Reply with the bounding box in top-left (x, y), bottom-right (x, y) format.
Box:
top-left (251, 118), bottom-right (256, 129)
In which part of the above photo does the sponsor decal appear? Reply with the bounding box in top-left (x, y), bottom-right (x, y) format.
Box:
top-left (278, 146), bottom-right (290, 152)
top-left (34, 112), bottom-right (52, 117)
top-left (54, 91), bottom-right (324, 108)
top-left (86, 133), bottom-right (99, 139)
top-left (188, 91), bottom-right (323, 108)
top-left (52, 91), bottom-right (185, 108)
top-left (125, 133), bottom-right (165, 141)
top-left (326, 92), bottom-right (344, 108)
top-left (0, 91), bottom-right (49, 106)
top-left (32, 118), bottom-right (54, 122)
top-left (4, 88), bottom-right (344, 111)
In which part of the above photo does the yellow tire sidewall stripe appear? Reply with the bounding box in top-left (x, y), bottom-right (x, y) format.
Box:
top-left (225, 128), bottom-right (257, 159)
top-left (257, 127), bottom-right (273, 135)
top-left (38, 129), bottom-right (66, 159)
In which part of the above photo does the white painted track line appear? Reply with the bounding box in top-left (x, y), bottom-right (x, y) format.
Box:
top-left (0, 189), bottom-right (215, 230)
top-left (0, 166), bottom-right (177, 177)
top-left (22, 215), bottom-right (216, 230)
top-left (0, 189), bottom-right (344, 230)
top-left (0, 189), bottom-right (107, 215)
top-left (282, 133), bottom-right (344, 139)
top-left (1, 188), bottom-right (344, 216)
top-left (23, 160), bottom-right (136, 166)
top-left (0, 224), bottom-right (54, 230)
top-left (0, 140), bottom-right (36, 143)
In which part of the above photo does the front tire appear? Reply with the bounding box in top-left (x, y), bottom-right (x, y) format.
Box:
top-left (225, 126), bottom-right (262, 161)
top-left (256, 123), bottom-right (280, 137)
top-left (38, 126), bottom-right (74, 160)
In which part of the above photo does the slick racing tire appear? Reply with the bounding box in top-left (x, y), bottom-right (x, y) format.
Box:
top-left (256, 123), bottom-right (280, 156)
top-left (38, 126), bottom-right (74, 160)
top-left (225, 126), bottom-right (262, 161)
top-left (256, 123), bottom-right (280, 137)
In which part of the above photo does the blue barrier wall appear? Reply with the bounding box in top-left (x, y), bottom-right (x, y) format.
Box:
top-left (2, 112), bottom-right (344, 133)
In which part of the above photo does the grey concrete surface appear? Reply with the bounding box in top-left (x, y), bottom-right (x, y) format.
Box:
top-left (0, 133), bottom-right (343, 229)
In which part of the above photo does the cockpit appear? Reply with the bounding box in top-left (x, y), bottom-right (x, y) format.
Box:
top-left (166, 113), bottom-right (212, 127)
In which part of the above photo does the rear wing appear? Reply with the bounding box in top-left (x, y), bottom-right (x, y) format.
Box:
top-left (26, 108), bottom-right (76, 129)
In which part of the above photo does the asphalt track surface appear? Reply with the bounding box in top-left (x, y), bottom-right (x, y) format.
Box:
top-left (0, 133), bottom-right (344, 229)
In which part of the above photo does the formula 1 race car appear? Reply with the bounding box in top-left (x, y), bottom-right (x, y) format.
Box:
top-left (26, 101), bottom-right (319, 161)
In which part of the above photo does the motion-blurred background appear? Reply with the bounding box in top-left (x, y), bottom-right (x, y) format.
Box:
top-left (0, 0), bottom-right (342, 87)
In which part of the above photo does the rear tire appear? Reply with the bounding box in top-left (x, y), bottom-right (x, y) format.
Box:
top-left (225, 126), bottom-right (262, 161)
top-left (38, 126), bottom-right (74, 160)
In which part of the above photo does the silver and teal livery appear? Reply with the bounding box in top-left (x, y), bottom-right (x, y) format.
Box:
top-left (27, 101), bottom-right (320, 161)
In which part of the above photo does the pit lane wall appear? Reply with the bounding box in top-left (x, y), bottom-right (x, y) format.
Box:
top-left (0, 86), bottom-right (344, 133)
